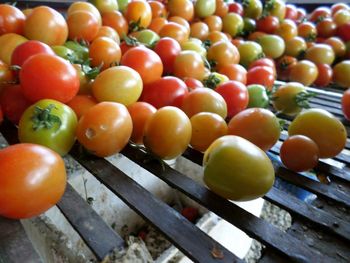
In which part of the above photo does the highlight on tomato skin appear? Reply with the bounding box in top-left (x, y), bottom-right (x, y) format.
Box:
top-left (0, 143), bottom-right (67, 219)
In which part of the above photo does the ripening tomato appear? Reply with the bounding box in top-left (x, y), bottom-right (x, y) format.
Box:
top-left (258, 34), bottom-right (285, 59)
top-left (215, 81), bottom-right (248, 118)
top-left (0, 60), bottom-right (15, 85)
top-left (168, 16), bottom-right (190, 32)
top-left (89, 36), bottom-right (121, 70)
top-left (0, 33), bottom-right (27, 65)
top-left (276, 55), bottom-right (297, 81)
top-left (305, 44), bottom-right (335, 65)
top-left (24, 6), bottom-right (68, 46)
top-left (20, 54), bottom-right (79, 103)
top-left (285, 36), bottom-right (307, 58)
top-left (314, 64), bottom-right (333, 87)
top-left (222, 12), bottom-right (243, 37)
top-left (76, 102), bottom-right (132, 157)
top-left (121, 46), bottom-right (163, 85)
top-left (95, 26), bottom-right (120, 43)
top-left (289, 109), bottom-right (347, 158)
top-left (218, 63), bottom-right (247, 84)
top-left (159, 22), bottom-right (189, 44)
top-left (89, 0), bottom-right (119, 13)
top-left (148, 17), bottom-right (168, 34)
top-left (195, 0), bottom-right (216, 18)
top-left (280, 135), bottom-right (319, 172)
top-left (0, 143), bottom-right (66, 219)
top-left (190, 112), bottom-right (227, 152)
top-left (125, 0), bottom-right (152, 30)
top-left (143, 106), bottom-right (192, 159)
top-left (204, 15), bottom-right (223, 32)
top-left (324, 37), bottom-right (346, 58)
top-left (214, 0), bottom-right (228, 17)
top-left (0, 4), bottom-right (25, 35)
top-left (285, 4), bottom-right (298, 20)
top-left (246, 66), bottom-right (275, 90)
top-left (149, 0), bottom-right (167, 18)
top-left (167, 0), bottom-right (194, 21)
top-left (66, 95), bottom-right (98, 119)
top-left (11, 40), bottom-right (55, 67)
top-left (309, 7), bottom-right (331, 22)
top-left (342, 88), bottom-right (350, 120)
top-left (238, 41), bottom-right (263, 68)
top-left (333, 9), bottom-right (350, 26)
top-left (243, 0), bottom-right (263, 19)
top-left (289, 60), bottom-right (318, 86)
top-left (203, 135), bottom-right (275, 201)
top-left (102, 11), bottom-right (128, 38)
top-left (298, 22), bottom-right (317, 42)
top-left (184, 77), bottom-right (204, 90)
top-left (67, 11), bottom-right (100, 42)
top-left (207, 40), bottom-right (240, 68)
top-left (92, 66), bottom-right (142, 105)
top-left (141, 76), bottom-right (188, 109)
top-left (127, 102), bottom-right (156, 144)
top-left (333, 60), bottom-right (350, 88)
top-left (67, 1), bottom-right (102, 26)
top-left (173, 50), bottom-right (206, 81)
top-left (0, 84), bottom-right (31, 124)
top-left (275, 19), bottom-right (298, 42)
top-left (256, 16), bottom-right (279, 34)
top-left (181, 38), bottom-right (207, 58)
top-left (181, 88), bottom-right (227, 119)
top-left (207, 30), bottom-right (229, 43)
top-left (190, 22), bottom-right (209, 41)
top-left (316, 18), bottom-right (336, 38)
top-left (228, 108), bottom-right (281, 151)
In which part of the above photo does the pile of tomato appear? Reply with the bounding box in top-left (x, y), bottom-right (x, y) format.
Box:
top-left (0, 0), bottom-right (349, 219)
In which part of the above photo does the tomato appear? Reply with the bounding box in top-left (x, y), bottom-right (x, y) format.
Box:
top-left (121, 46), bottom-right (163, 85)
top-left (222, 12), bottom-right (244, 37)
top-left (238, 41), bottom-right (263, 68)
top-left (275, 19), bottom-right (298, 42)
top-left (92, 65), bottom-right (142, 105)
top-left (309, 7), bottom-right (331, 22)
top-left (0, 60), bottom-right (15, 85)
top-left (246, 66), bottom-right (275, 90)
top-left (215, 81), bottom-right (248, 119)
top-left (0, 33), bottom-right (27, 65)
top-left (143, 106), bottom-right (191, 159)
top-left (249, 57), bottom-right (276, 76)
top-left (0, 143), bottom-right (66, 219)
top-left (24, 6), bottom-right (68, 46)
top-left (20, 54), bottom-right (79, 103)
top-left (285, 36), bottom-right (307, 58)
top-left (102, 11), bottom-right (128, 38)
top-left (228, 108), bottom-right (281, 151)
top-left (195, 0), bottom-right (216, 18)
top-left (256, 16), bottom-right (279, 34)
top-left (168, 16), bottom-right (190, 32)
top-left (125, 0), bottom-right (152, 30)
top-left (272, 82), bottom-right (307, 116)
top-left (314, 64), bottom-right (333, 87)
top-left (149, 0), bottom-right (167, 18)
top-left (67, 11), bottom-right (99, 42)
top-left (67, 1), bottom-right (102, 26)
top-left (167, 0), bottom-right (194, 21)
top-left (280, 135), bottom-right (319, 172)
top-left (214, 0), bottom-right (228, 18)
top-left (218, 63), bottom-right (247, 84)
top-left (289, 60), bottom-right (318, 86)
top-left (181, 38), bottom-right (207, 58)
top-left (305, 44), bottom-right (335, 65)
top-left (316, 18), bottom-right (336, 38)
top-left (337, 22), bottom-right (350, 42)
top-left (333, 60), bottom-right (350, 88)
top-left (159, 22), bottom-right (189, 44)
top-left (203, 135), bottom-right (274, 201)
top-left (89, 0), bottom-right (119, 13)
top-left (181, 88), bottom-right (227, 119)
top-left (184, 77), bottom-right (204, 90)
top-left (207, 30), bottom-right (229, 44)
top-left (257, 34), bottom-right (285, 59)
top-left (267, 0), bottom-right (286, 20)
top-left (247, 84), bottom-right (269, 108)
top-left (331, 3), bottom-right (350, 16)
top-left (0, 84), bottom-right (31, 124)
top-left (190, 22), bottom-right (209, 41)
top-left (64, 41), bottom-right (89, 61)
top-left (76, 102), bottom-right (132, 157)
top-left (11, 40), bottom-right (54, 67)
top-left (297, 8), bottom-right (307, 21)
top-left (0, 4), bottom-right (25, 35)
top-left (333, 9), bottom-right (350, 26)
top-left (95, 25), bottom-right (120, 43)
top-left (228, 2), bottom-right (243, 16)
top-left (285, 4), bottom-right (298, 21)
top-left (207, 40), bottom-right (240, 69)
top-left (89, 36), bottom-right (121, 70)
top-left (342, 88), bottom-right (350, 120)
top-left (148, 17), bottom-right (168, 34)
top-left (127, 101), bottom-right (156, 144)
top-left (19, 99), bottom-right (78, 155)
top-left (190, 112), bottom-right (227, 152)
top-left (173, 50), bottom-right (206, 81)
top-left (298, 22), bottom-right (317, 42)
top-left (66, 95), bottom-right (98, 119)
top-left (289, 109), bottom-right (347, 158)
top-left (141, 76), bottom-right (188, 109)
top-left (153, 37), bottom-right (181, 75)
top-left (324, 37), bottom-right (346, 58)
top-left (243, 0), bottom-right (263, 19)
top-left (276, 55), bottom-right (297, 81)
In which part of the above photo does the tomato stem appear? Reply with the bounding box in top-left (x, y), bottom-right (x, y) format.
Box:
top-left (31, 104), bottom-right (62, 131)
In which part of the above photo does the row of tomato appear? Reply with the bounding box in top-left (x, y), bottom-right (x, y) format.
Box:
top-left (0, 0), bottom-right (349, 220)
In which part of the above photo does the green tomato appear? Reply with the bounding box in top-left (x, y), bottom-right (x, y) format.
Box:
top-left (18, 99), bottom-right (78, 156)
top-left (51, 45), bottom-right (76, 61)
top-left (133, 29), bottom-right (160, 47)
top-left (89, 0), bottom-right (118, 13)
top-left (203, 135), bottom-right (275, 201)
top-left (181, 39), bottom-right (207, 58)
top-left (238, 41), bottom-right (263, 68)
top-left (247, 84), bottom-right (269, 108)
top-left (64, 41), bottom-right (89, 61)
top-left (117, 0), bottom-right (129, 12)
top-left (195, 0), bottom-right (216, 18)
top-left (243, 0), bottom-right (263, 19)
top-left (222, 13), bottom-right (244, 37)
top-left (258, 34), bottom-right (285, 59)
top-left (243, 18), bottom-right (256, 36)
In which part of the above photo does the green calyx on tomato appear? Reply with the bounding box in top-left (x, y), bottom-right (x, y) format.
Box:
top-left (203, 73), bottom-right (221, 89)
top-left (31, 104), bottom-right (61, 131)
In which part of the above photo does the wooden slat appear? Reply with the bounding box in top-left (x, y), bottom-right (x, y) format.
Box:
top-left (69, 145), bottom-right (242, 263)
top-left (0, 217), bottom-right (42, 263)
top-left (122, 145), bottom-right (330, 262)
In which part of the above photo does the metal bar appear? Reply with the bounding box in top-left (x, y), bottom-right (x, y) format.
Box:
top-left (57, 184), bottom-right (125, 261)
top-left (0, 217), bottom-right (42, 263)
top-left (69, 145), bottom-right (242, 263)
top-left (122, 145), bottom-right (329, 262)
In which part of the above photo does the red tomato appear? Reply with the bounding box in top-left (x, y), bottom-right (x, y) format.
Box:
top-left (67, 10), bottom-right (99, 42)
top-left (337, 22), bottom-right (350, 42)
top-left (215, 81), bottom-right (249, 119)
top-left (0, 4), bottom-right (25, 35)
top-left (102, 11), bottom-right (128, 38)
top-left (66, 95), bottom-right (98, 119)
top-left (0, 143), bottom-right (66, 219)
top-left (184, 77), bottom-right (204, 90)
top-left (342, 88), bottom-right (350, 120)
top-left (0, 84), bottom-right (31, 124)
top-left (256, 16), bottom-right (279, 34)
top-left (0, 59), bottom-right (15, 85)
top-left (11, 40), bottom-right (54, 67)
top-left (249, 58), bottom-right (276, 76)
top-left (276, 55), bottom-right (297, 81)
top-left (316, 18), bottom-right (337, 38)
top-left (309, 7), bottom-right (331, 22)
top-left (153, 37), bottom-right (181, 74)
top-left (228, 2), bottom-right (243, 16)
top-left (141, 76), bottom-right (188, 109)
top-left (217, 63), bottom-right (247, 84)
top-left (127, 101), bottom-right (156, 144)
top-left (314, 64), bottom-right (333, 87)
top-left (246, 66), bottom-right (275, 90)
top-left (285, 4), bottom-right (298, 20)
top-left (121, 46), bottom-right (163, 85)
top-left (20, 54), bottom-right (79, 103)
top-left (89, 36), bottom-right (121, 70)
